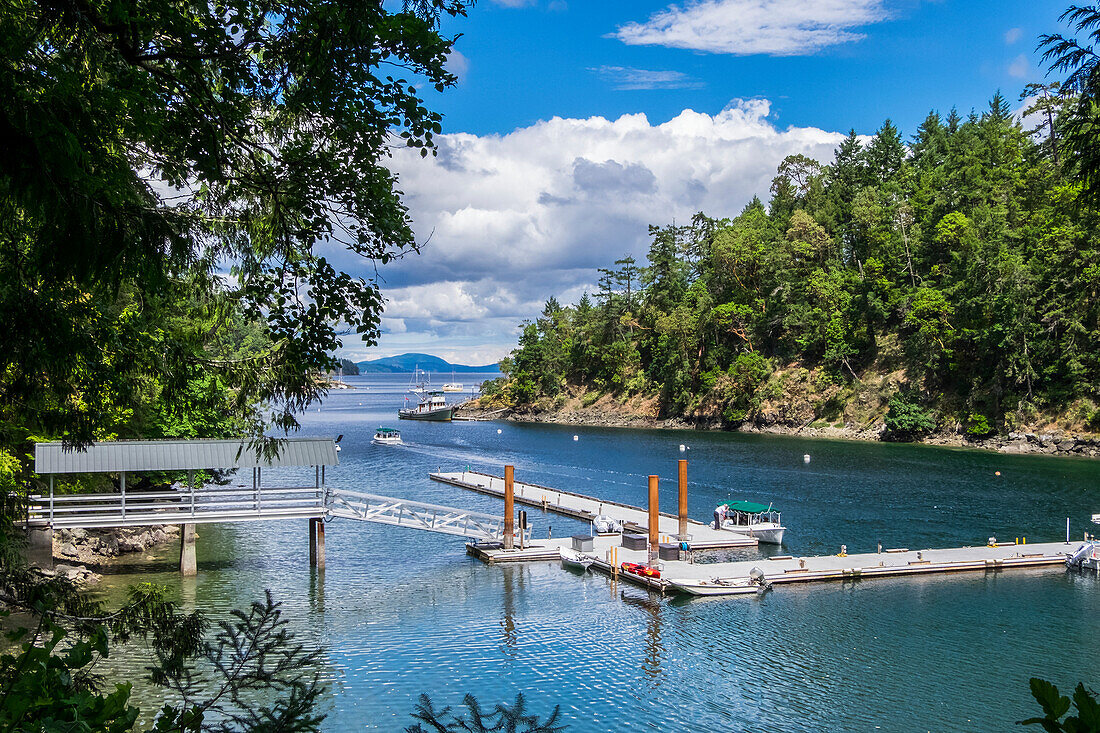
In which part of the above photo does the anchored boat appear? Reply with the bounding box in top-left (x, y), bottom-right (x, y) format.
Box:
top-left (719, 501), bottom-right (786, 545)
top-left (441, 371), bottom-right (463, 392)
top-left (399, 391), bottom-right (456, 421)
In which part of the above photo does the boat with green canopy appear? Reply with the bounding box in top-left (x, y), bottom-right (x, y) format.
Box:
top-left (371, 427), bottom-right (403, 445)
top-left (717, 500), bottom-right (785, 545)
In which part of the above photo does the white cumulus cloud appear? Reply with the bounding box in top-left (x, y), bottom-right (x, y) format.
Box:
top-left (612, 0), bottom-right (891, 56)
top-left (345, 99), bottom-right (847, 364)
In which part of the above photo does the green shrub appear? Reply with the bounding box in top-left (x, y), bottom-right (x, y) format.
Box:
top-left (883, 392), bottom-right (936, 441)
top-left (966, 413), bottom-right (994, 438)
top-left (1089, 409), bottom-right (1100, 432)
top-left (581, 390), bottom-right (602, 408)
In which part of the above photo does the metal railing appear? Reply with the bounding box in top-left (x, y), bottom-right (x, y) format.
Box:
top-left (26, 484), bottom-right (529, 543)
top-left (26, 485), bottom-right (325, 528)
top-left (326, 488), bottom-right (530, 543)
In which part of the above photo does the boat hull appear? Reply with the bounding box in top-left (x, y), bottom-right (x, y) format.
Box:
top-left (722, 523), bottom-right (785, 545)
top-left (669, 579), bottom-right (760, 596)
top-left (372, 437), bottom-right (403, 445)
top-left (398, 406), bottom-right (455, 421)
top-left (561, 557), bottom-right (594, 572)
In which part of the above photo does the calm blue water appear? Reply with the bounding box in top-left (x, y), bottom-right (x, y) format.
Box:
top-left (94, 374), bottom-right (1100, 731)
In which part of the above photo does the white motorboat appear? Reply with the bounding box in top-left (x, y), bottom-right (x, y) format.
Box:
top-left (669, 567), bottom-right (771, 596)
top-left (560, 548), bottom-right (597, 572)
top-left (441, 372), bottom-right (463, 392)
top-left (592, 514), bottom-right (623, 534)
top-left (1067, 540), bottom-right (1100, 571)
top-left (371, 427), bottom-right (403, 445)
top-left (718, 501), bottom-right (786, 545)
top-left (667, 577), bottom-right (761, 596)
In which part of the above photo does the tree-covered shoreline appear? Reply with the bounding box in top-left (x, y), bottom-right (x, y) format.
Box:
top-left (487, 91), bottom-right (1100, 443)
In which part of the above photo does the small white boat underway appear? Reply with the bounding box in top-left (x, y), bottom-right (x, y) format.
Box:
top-left (718, 501), bottom-right (786, 545)
top-left (371, 427), bottom-right (403, 445)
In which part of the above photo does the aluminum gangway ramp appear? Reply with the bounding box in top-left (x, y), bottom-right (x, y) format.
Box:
top-left (325, 489), bottom-right (526, 543)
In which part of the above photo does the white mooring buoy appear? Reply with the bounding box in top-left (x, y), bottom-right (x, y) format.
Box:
top-left (573, 435), bottom-right (579, 441)
top-left (803, 454), bottom-right (811, 464)
top-left (679, 444), bottom-right (686, 453)
top-left (497, 429), bottom-right (502, 434)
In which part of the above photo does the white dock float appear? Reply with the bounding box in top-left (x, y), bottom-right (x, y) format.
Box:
top-left (466, 533), bottom-right (1072, 596)
top-left (431, 470), bottom-right (757, 550)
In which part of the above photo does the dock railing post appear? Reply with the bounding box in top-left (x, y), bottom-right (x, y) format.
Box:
top-left (677, 459), bottom-right (688, 540)
top-left (309, 517), bottom-right (325, 570)
top-left (503, 465), bottom-right (515, 549)
top-left (179, 523), bottom-right (196, 576)
top-left (648, 475), bottom-right (659, 568)
top-left (120, 471), bottom-right (126, 520)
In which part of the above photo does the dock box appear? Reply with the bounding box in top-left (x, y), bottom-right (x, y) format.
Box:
top-left (571, 535), bottom-right (594, 552)
top-left (657, 542), bottom-right (680, 561)
top-left (622, 534), bottom-right (648, 550)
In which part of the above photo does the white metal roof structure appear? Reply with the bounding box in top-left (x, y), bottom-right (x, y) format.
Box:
top-left (35, 438), bottom-right (339, 474)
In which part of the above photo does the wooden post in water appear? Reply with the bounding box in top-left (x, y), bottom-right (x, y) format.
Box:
top-left (648, 475), bottom-right (659, 568)
top-left (677, 459), bottom-right (688, 540)
top-left (503, 465), bottom-right (515, 549)
top-left (309, 518), bottom-right (326, 570)
top-left (179, 524), bottom-right (196, 576)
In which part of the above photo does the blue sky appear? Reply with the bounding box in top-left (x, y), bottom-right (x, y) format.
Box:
top-left (344, 0), bottom-right (1066, 366)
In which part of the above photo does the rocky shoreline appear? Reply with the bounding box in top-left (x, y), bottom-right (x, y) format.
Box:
top-left (47, 525), bottom-right (183, 584)
top-left (459, 404), bottom-right (1100, 459)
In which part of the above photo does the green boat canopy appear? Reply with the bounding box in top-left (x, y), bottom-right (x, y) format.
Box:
top-left (720, 501), bottom-right (776, 514)
top-left (375, 427), bottom-right (400, 434)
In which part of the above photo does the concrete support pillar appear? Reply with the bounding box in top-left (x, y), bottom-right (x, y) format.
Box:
top-left (503, 465), bottom-right (515, 550)
top-left (309, 518), bottom-right (325, 570)
top-left (26, 526), bottom-right (53, 570)
top-left (648, 475), bottom-right (659, 568)
top-left (179, 523), bottom-right (196, 576)
top-left (678, 459), bottom-right (688, 540)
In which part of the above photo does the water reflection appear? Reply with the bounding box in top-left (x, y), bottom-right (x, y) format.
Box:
top-left (500, 565), bottom-right (518, 657)
top-left (619, 590), bottom-right (664, 685)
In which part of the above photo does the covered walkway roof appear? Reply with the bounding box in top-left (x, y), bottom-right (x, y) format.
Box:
top-left (35, 438), bottom-right (339, 474)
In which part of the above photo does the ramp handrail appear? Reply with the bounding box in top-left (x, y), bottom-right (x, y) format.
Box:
top-left (326, 488), bottom-right (529, 543)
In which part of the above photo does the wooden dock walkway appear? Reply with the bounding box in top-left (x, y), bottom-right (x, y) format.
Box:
top-left (466, 533), bottom-right (1072, 596)
top-left (430, 470), bottom-right (757, 550)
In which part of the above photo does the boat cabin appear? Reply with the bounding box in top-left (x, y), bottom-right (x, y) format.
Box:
top-left (720, 500), bottom-right (781, 526)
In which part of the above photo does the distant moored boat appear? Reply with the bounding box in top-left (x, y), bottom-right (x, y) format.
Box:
top-left (399, 391), bottom-right (455, 421)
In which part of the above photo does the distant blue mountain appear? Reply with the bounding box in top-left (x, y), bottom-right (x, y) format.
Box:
top-left (355, 352), bottom-right (501, 374)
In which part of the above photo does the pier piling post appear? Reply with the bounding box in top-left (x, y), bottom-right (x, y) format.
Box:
top-left (503, 465), bottom-right (515, 550)
top-left (648, 475), bottom-right (659, 568)
top-left (677, 459), bottom-right (688, 540)
top-left (179, 524), bottom-right (196, 576)
top-left (309, 518), bottom-right (326, 570)
top-left (26, 526), bottom-right (53, 570)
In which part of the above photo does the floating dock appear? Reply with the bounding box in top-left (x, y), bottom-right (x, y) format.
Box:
top-left (433, 468), bottom-right (1073, 598)
top-left (429, 470), bottom-right (757, 550)
top-left (466, 532), bottom-right (1071, 596)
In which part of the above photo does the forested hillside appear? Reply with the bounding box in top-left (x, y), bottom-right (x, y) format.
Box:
top-left (488, 93), bottom-right (1100, 441)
